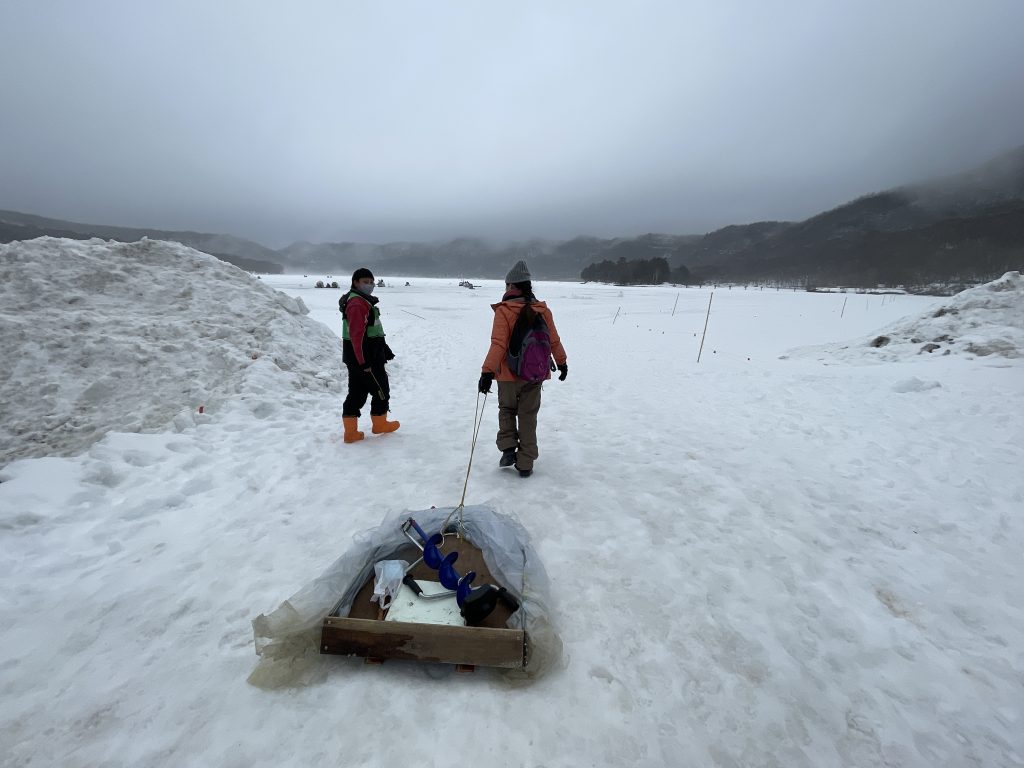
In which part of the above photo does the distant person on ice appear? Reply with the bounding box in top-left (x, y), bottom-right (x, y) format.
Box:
top-left (478, 260), bottom-right (568, 477)
top-left (340, 268), bottom-right (400, 443)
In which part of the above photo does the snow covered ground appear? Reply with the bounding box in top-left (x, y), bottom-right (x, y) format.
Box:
top-left (1, 239), bottom-right (1022, 767)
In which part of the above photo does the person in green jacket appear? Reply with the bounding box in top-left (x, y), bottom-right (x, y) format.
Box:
top-left (339, 267), bottom-right (399, 442)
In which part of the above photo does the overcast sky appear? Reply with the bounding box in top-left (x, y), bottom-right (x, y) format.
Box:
top-left (2, 1), bottom-right (1023, 247)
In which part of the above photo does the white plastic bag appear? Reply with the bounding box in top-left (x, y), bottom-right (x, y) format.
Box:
top-left (371, 559), bottom-right (409, 609)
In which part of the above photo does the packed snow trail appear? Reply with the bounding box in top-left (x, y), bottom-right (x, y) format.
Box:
top-left (1, 242), bottom-right (1022, 767)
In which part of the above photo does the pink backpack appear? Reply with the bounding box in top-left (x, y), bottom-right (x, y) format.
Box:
top-left (507, 308), bottom-right (553, 383)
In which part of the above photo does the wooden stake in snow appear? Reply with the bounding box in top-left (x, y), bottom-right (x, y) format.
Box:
top-left (697, 292), bottom-right (714, 363)
top-left (612, 306), bottom-right (621, 324)
top-left (671, 293), bottom-right (680, 317)
top-left (840, 296), bottom-right (848, 318)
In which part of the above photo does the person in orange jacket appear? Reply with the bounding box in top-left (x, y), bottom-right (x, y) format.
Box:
top-left (339, 267), bottom-right (400, 442)
top-left (478, 260), bottom-right (567, 477)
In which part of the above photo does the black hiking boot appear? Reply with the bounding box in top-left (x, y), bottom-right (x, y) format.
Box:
top-left (499, 448), bottom-right (517, 468)
top-left (516, 466), bottom-right (533, 478)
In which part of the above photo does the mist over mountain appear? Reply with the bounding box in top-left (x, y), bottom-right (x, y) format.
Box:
top-left (2, 146), bottom-right (1021, 286)
top-left (675, 145), bottom-right (1024, 286)
top-left (274, 233), bottom-right (704, 280)
top-left (0, 211), bottom-right (284, 274)
top-left (274, 146), bottom-right (1024, 285)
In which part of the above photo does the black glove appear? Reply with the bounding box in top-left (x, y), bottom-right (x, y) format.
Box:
top-left (384, 344), bottom-right (395, 362)
top-left (557, 363), bottom-right (568, 381)
top-left (478, 372), bottom-right (494, 394)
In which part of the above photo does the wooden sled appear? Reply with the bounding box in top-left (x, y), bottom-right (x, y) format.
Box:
top-left (320, 534), bottom-right (527, 669)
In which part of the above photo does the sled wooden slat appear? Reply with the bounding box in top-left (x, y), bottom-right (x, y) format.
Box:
top-left (321, 617), bottom-right (525, 668)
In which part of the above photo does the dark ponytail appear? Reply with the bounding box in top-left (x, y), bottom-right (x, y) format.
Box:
top-left (514, 280), bottom-right (537, 324)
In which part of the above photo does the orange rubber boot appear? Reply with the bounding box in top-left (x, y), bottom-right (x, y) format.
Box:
top-left (371, 413), bottom-right (400, 434)
top-left (343, 416), bottom-right (364, 443)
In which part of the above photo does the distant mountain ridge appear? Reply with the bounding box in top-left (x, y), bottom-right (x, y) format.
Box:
top-left (2, 145), bottom-right (1021, 284)
top-left (273, 233), bottom-right (703, 280)
top-left (272, 145), bottom-right (1023, 284)
top-left (0, 211), bottom-right (284, 274)
top-left (674, 145), bottom-right (1024, 285)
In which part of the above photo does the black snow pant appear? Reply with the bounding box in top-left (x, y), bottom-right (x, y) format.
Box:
top-left (343, 363), bottom-right (391, 417)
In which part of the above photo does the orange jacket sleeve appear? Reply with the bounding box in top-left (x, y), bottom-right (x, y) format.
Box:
top-left (482, 305), bottom-right (514, 374)
top-left (542, 307), bottom-right (567, 365)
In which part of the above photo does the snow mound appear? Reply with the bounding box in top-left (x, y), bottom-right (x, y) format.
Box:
top-left (786, 271), bottom-right (1024, 364)
top-left (891, 376), bottom-right (942, 393)
top-left (0, 237), bottom-right (344, 466)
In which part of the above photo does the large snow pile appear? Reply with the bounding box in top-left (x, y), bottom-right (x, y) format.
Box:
top-left (0, 237), bottom-right (344, 466)
top-left (786, 271), bottom-right (1024, 363)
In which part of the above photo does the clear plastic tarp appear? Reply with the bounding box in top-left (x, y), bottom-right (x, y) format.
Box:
top-left (248, 504), bottom-right (562, 688)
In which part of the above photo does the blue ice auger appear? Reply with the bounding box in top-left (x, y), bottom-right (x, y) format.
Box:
top-left (401, 518), bottom-right (519, 626)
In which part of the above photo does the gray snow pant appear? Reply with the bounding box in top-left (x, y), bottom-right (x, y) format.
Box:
top-left (496, 380), bottom-right (543, 470)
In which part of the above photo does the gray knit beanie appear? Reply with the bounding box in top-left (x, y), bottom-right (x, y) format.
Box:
top-left (504, 260), bottom-right (531, 284)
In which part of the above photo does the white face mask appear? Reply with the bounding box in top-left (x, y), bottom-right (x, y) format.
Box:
top-left (358, 281), bottom-right (375, 295)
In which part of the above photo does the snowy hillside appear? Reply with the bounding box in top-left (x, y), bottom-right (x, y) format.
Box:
top-left (0, 238), bottom-right (343, 465)
top-left (1, 255), bottom-right (1022, 767)
top-left (787, 271), bottom-right (1024, 363)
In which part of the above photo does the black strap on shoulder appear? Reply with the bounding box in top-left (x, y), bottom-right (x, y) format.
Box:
top-left (339, 290), bottom-right (361, 315)
top-left (509, 299), bottom-right (535, 352)
top-left (339, 292), bottom-right (379, 328)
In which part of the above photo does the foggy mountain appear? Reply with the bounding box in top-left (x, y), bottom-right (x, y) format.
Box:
top-left (676, 145), bottom-right (1024, 285)
top-left (2, 145), bottom-right (1021, 285)
top-left (275, 144), bottom-right (1024, 284)
top-left (0, 211), bottom-right (284, 274)
top-left (275, 233), bottom-right (703, 280)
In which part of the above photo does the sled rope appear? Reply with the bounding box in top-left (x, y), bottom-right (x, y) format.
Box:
top-left (444, 391), bottom-right (488, 537)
